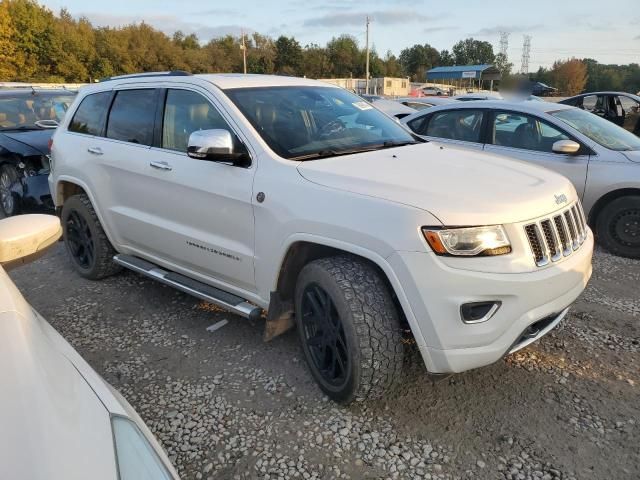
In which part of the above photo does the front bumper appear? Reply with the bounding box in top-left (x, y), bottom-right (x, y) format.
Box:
top-left (12, 172), bottom-right (54, 211)
top-left (389, 230), bottom-right (593, 373)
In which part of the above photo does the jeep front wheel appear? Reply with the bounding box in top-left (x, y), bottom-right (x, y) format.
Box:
top-left (61, 194), bottom-right (122, 279)
top-left (294, 256), bottom-right (404, 404)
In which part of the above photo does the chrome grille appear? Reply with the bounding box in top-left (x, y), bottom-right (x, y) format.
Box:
top-left (525, 202), bottom-right (588, 267)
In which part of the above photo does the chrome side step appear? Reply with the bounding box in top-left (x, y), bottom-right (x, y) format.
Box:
top-left (113, 254), bottom-right (262, 321)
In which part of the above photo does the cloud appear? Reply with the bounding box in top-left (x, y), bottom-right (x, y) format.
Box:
top-left (303, 10), bottom-right (436, 27)
top-left (471, 24), bottom-right (544, 36)
top-left (635, 34), bottom-right (640, 40)
top-left (423, 26), bottom-right (457, 34)
top-left (79, 12), bottom-right (250, 41)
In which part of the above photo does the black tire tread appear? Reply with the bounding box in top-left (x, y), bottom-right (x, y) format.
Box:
top-left (595, 195), bottom-right (640, 259)
top-left (63, 194), bottom-right (122, 279)
top-left (0, 163), bottom-right (20, 216)
top-left (305, 255), bottom-right (404, 402)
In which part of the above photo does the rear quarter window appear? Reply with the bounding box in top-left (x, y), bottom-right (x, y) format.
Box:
top-left (68, 91), bottom-right (112, 135)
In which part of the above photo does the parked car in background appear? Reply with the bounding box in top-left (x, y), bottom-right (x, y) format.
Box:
top-left (420, 86), bottom-right (447, 96)
top-left (559, 92), bottom-right (640, 136)
top-left (0, 214), bottom-right (179, 480)
top-left (0, 88), bottom-right (76, 216)
top-left (367, 98), bottom-right (416, 119)
top-left (396, 96), bottom-right (455, 110)
top-left (50, 72), bottom-right (592, 404)
top-left (402, 100), bottom-right (640, 258)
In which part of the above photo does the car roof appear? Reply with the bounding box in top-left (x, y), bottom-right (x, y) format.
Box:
top-left (401, 99), bottom-right (573, 124)
top-left (565, 91), bottom-right (640, 100)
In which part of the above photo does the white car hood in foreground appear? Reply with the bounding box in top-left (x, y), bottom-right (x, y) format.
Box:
top-left (622, 150), bottom-right (640, 163)
top-left (297, 142), bottom-right (576, 225)
top-left (0, 270), bottom-right (117, 480)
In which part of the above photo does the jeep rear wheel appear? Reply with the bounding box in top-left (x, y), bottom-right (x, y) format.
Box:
top-left (294, 256), bottom-right (404, 404)
top-left (596, 195), bottom-right (640, 259)
top-left (62, 194), bottom-right (122, 279)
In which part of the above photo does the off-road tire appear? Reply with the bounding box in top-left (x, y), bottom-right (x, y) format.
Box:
top-left (294, 255), bottom-right (404, 404)
top-left (61, 194), bottom-right (122, 279)
top-left (596, 195), bottom-right (640, 259)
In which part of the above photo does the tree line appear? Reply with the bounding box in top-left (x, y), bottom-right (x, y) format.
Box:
top-left (1, 0), bottom-right (638, 95)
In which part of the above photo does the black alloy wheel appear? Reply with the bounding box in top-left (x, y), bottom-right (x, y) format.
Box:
top-left (300, 283), bottom-right (350, 388)
top-left (65, 209), bottom-right (95, 269)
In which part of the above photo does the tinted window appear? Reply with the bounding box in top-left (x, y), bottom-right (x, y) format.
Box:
top-left (162, 89), bottom-right (233, 152)
top-left (106, 89), bottom-right (156, 145)
top-left (490, 112), bottom-right (570, 152)
top-left (425, 110), bottom-right (484, 142)
top-left (617, 95), bottom-right (640, 112)
top-left (226, 86), bottom-right (417, 160)
top-left (69, 92), bottom-right (111, 135)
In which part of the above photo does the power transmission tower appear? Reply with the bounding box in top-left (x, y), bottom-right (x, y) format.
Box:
top-left (365, 16), bottom-right (370, 94)
top-left (520, 35), bottom-right (531, 75)
top-left (499, 31), bottom-right (509, 57)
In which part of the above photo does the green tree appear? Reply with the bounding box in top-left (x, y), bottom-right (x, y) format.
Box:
top-left (0, 0), bottom-right (18, 79)
top-left (452, 38), bottom-right (495, 65)
top-left (326, 35), bottom-right (361, 77)
top-left (494, 52), bottom-right (513, 78)
top-left (302, 43), bottom-right (330, 78)
top-left (398, 43), bottom-right (440, 82)
top-left (274, 36), bottom-right (302, 75)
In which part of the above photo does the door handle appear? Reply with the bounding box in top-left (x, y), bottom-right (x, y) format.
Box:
top-left (87, 147), bottom-right (103, 155)
top-left (149, 160), bottom-right (172, 171)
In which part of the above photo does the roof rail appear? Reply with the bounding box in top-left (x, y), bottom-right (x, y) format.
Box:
top-left (99, 71), bottom-right (193, 82)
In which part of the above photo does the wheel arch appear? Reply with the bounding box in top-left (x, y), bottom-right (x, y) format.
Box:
top-left (588, 187), bottom-right (640, 227)
top-left (271, 236), bottom-right (427, 352)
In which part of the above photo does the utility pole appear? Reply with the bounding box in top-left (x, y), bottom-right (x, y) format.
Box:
top-left (240, 30), bottom-right (247, 74)
top-left (365, 16), bottom-right (370, 94)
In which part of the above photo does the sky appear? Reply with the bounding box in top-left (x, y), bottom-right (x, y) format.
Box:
top-left (39, 0), bottom-right (640, 71)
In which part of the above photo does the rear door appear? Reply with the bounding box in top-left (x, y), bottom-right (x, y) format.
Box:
top-left (616, 95), bottom-right (640, 135)
top-left (483, 110), bottom-right (590, 197)
top-left (406, 108), bottom-right (485, 152)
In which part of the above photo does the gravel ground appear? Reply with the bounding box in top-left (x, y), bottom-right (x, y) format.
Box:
top-left (10, 245), bottom-right (639, 480)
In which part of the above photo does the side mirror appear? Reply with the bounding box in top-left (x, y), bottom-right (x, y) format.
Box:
top-left (187, 129), bottom-right (249, 166)
top-left (0, 214), bottom-right (61, 270)
top-left (552, 140), bottom-right (580, 154)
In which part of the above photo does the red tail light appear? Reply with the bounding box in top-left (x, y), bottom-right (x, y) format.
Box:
top-left (48, 138), bottom-right (53, 152)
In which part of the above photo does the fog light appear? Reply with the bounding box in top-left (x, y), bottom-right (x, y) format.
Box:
top-left (460, 301), bottom-right (501, 324)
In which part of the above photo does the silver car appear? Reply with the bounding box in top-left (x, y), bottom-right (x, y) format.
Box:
top-left (402, 100), bottom-right (640, 258)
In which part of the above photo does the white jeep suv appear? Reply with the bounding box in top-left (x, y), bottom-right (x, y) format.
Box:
top-left (49, 72), bottom-right (593, 403)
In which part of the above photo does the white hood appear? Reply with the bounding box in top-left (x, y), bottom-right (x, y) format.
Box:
top-left (297, 142), bottom-right (577, 225)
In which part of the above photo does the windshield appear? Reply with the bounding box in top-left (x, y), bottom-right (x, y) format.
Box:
top-left (0, 92), bottom-right (76, 131)
top-left (225, 86), bottom-right (418, 160)
top-left (551, 108), bottom-right (640, 151)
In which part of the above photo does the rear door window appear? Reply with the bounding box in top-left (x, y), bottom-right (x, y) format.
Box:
top-left (425, 110), bottom-right (484, 143)
top-left (68, 91), bottom-right (112, 136)
top-left (106, 89), bottom-right (157, 145)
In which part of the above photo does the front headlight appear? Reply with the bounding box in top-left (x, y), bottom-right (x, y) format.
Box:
top-left (422, 225), bottom-right (511, 256)
top-left (111, 416), bottom-right (174, 480)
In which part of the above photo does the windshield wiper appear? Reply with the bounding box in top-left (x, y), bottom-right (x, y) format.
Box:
top-left (291, 141), bottom-right (420, 161)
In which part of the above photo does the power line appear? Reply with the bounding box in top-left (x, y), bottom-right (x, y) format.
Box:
top-left (520, 35), bottom-right (531, 75)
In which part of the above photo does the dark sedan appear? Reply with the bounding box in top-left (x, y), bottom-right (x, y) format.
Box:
top-left (0, 88), bottom-right (76, 216)
top-left (559, 92), bottom-right (640, 136)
